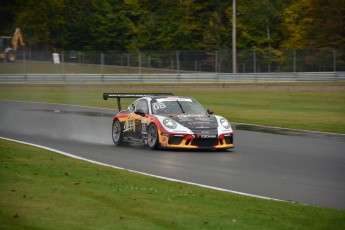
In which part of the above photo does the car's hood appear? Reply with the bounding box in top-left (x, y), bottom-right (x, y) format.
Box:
top-left (166, 114), bottom-right (218, 129)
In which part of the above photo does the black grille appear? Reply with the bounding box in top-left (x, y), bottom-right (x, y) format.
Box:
top-left (191, 138), bottom-right (218, 147)
top-left (168, 135), bottom-right (184, 145)
top-left (190, 128), bottom-right (217, 135)
top-left (224, 135), bottom-right (233, 144)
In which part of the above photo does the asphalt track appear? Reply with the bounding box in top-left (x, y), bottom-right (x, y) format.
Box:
top-left (1, 100), bottom-right (344, 210)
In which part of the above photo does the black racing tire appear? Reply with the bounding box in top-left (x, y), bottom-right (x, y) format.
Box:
top-left (112, 119), bottom-right (124, 146)
top-left (147, 123), bottom-right (159, 150)
top-left (6, 50), bottom-right (16, 63)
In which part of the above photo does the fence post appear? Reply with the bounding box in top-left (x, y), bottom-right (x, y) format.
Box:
top-left (333, 49), bottom-right (336, 72)
top-left (176, 50), bottom-right (180, 74)
top-left (253, 50), bottom-right (256, 73)
top-left (293, 50), bottom-right (296, 73)
top-left (138, 51), bottom-right (142, 74)
top-left (100, 52), bottom-right (104, 74)
top-left (127, 53), bottom-right (130, 67)
top-left (61, 52), bottom-right (64, 75)
top-left (23, 49), bottom-right (26, 74)
top-left (268, 50), bottom-right (271, 73)
top-left (215, 50), bottom-right (218, 73)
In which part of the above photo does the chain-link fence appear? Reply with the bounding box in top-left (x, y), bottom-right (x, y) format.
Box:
top-left (1, 49), bottom-right (344, 74)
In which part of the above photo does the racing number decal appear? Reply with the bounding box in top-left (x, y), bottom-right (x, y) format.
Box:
top-left (141, 119), bottom-right (148, 134)
top-left (152, 102), bottom-right (166, 112)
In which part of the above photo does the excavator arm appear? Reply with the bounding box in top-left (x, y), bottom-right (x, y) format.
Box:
top-left (11, 28), bottom-right (25, 51)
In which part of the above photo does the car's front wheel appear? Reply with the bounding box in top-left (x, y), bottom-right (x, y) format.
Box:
top-left (147, 123), bottom-right (159, 150)
top-left (112, 119), bottom-right (124, 146)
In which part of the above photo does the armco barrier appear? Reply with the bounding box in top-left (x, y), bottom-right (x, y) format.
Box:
top-left (0, 72), bottom-right (344, 84)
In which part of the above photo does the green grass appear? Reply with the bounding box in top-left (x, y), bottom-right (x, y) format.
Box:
top-left (192, 90), bottom-right (345, 133)
top-left (1, 139), bottom-right (344, 229)
top-left (0, 83), bottom-right (344, 133)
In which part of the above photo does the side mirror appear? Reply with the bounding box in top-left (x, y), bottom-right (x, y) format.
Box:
top-left (134, 109), bottom-right (145, 116)
top-left (207, 109), bottom-right (214, 115)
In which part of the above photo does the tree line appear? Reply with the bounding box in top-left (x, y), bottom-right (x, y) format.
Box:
top-left (1, 0), bottom-right (344, 52)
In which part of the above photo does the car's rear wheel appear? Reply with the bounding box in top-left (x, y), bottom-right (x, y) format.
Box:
top-left (112, 119), bottom-right (124, 146)
top-left (148, 123), bottom-right (159, 150)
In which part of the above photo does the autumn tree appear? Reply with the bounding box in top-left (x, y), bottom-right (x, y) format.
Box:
top-left (282, 0), bottom-right (345, 49)
top-left (13, 0), bottom-right (65, 49)
top-left (2, 0), bottom-right (342, 52)
top-left (306, 0), bottom-right (345, 48)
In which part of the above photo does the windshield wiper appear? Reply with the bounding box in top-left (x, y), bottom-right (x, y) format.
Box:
top-left (175, 100), bottom-right (185, 114)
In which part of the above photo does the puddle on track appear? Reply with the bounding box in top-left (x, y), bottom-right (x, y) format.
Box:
top-left (22, 109), bottom-right (114, 118)
top-left (21, 108), bottom-right (345, 140)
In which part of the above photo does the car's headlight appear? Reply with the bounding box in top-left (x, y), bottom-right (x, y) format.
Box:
top-left (163, 118), bottom-right (177, 129)
top-left (220, 118), bottom-right (231, 129)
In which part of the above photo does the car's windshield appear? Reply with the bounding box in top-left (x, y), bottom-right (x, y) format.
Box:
top-left (151, 97), bottom-right (207, 115)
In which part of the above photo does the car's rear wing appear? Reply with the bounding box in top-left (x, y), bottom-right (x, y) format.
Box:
top-left (103, 93), bottom-right (174, 111)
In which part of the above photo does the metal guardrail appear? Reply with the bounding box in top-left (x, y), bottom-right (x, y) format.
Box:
top-left (0, 72), bottom-right (344, 84)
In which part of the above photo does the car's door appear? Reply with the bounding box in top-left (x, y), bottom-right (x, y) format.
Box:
top-left (123, 99), bottom-right (149, 142)
top-left (132, 99), bottom-right (150, 141)
top-left (122, 101), bottom-right (137, 139)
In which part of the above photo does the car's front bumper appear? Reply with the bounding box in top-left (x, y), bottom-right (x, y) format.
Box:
top-left (159, 132), bottom-right (234, 149)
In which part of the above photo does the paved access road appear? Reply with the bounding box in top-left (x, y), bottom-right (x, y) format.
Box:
top-left (1, 100), bottom-right (344, 209)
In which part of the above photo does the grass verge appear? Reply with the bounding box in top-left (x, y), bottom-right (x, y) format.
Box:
top-left (0, 83), bottom-right (344, 133)
top-left (1, 139), bottom-right (344, 229)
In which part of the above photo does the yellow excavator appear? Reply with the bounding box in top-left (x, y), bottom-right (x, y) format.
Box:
top-left (0, 28), bottom-right (25, 62)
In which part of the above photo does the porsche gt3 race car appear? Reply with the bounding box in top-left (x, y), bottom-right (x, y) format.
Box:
top-left (103, 93), bottom-right (234, 150)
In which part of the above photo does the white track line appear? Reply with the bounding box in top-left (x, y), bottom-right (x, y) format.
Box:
top-left (1, 136), bottom-right (283, 202)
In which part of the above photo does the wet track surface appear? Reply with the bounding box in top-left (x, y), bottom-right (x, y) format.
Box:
top-left (1, 100), bottom-right (345, 209)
